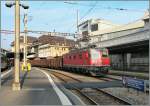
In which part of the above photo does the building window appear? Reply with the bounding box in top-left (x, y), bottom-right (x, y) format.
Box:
top-left (82, 31), bottom-right (88, 36)
top-left (91, 24), bottom-right (98, 32)
top-left (82, 24), bottom-right (88, 29)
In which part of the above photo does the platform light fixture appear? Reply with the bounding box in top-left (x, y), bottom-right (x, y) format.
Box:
top-left (5, 0), bottom-right (29, 91)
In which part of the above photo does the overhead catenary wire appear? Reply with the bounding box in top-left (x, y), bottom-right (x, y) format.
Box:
top-left (79, 1), bottom-right (98, 21)
top-left (64, 1), bottom-right (147, 33)
top-left (65, 1), bottom-right (98, 32)
top-left (0, 29), bottom-right (82, 37)
top-left (63, 1), bottom-right (146, 12)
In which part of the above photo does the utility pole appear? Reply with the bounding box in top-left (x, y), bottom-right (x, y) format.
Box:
top-left (23, 13), bottom-right (28, 71)
top-left (77, 9), bottom-right (79, 33)
top-left (12, 0), bottom-right (21, 90)
top-left (5, 0), bottom-right (29, 90)
top-left (0, 0), bottom-right (1, 88)
top-left (76, 9), bottom-right (81, 48)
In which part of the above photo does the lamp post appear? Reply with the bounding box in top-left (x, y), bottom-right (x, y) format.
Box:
top-left (5, 0), bottom-right (29, 90)
top-left (23, 13), bottom-right (28, 71)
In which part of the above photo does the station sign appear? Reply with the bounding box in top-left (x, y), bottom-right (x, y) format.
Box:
top-left (122, 76), bottom-right (145, 92)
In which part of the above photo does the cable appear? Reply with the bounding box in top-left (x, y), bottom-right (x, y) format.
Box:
top-left (0, 30), bottom-right (82, 37)
top-left (63, 1), bottom-right (146, 12)
top-left (65, 0), bottom-right (146, 33)
top-left (66, 1), bottom-right (98, 32)
top-left (79, 1), bottom-right (98, 21)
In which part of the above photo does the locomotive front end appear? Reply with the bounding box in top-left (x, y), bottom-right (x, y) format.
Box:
top-left (89, 48), bottom-right (110, 76)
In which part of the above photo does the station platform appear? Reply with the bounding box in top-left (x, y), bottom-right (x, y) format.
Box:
top-left (0, 67), bottom-right (84, 105)
top-left (108, 70), bottom-right (149, 80)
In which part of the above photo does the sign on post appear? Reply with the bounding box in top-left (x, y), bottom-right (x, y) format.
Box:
top-left (122, 76), bottom-right (145, 92)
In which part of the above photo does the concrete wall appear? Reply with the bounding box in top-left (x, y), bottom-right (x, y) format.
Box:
top-left (110, 51), bottom-right (149, 72)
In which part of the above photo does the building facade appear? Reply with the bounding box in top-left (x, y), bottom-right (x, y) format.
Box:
top-left (78, 18), bottom-right (120, 47)
top-left (77, 11), bottom-right (149, 72)
top-left (97, 11), bottom-right (149, 72)
top-left (30, 35), bottom-right (75, 58)
top-left (11, 36), bottom-right (37, 53)
top-left (38, 44), bottom-right (70, 58)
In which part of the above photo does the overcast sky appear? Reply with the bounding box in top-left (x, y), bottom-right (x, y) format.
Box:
top-left (1, 0), bottom-right (149, 50)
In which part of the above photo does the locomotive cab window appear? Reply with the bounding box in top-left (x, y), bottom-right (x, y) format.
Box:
top-left (102, 50), bottom-right (108, 57)
top-left (90, 49), bottom-right (100, 60)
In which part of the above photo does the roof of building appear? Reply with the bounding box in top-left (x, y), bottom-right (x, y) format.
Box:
top-left (11, 36), bottom-right (37, 46)
top-left (96, 11), bottom-right (149, 35)
top-left (79, 13), bottom-right (146, 36)
top-left (78, 18), bottom-right (120, 27)
top-left (98, 20), bottom-right (144, 35)
top-left (36, 35), bottom-right (75, 47)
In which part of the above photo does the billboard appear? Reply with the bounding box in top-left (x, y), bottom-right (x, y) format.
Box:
top-left (122, 76), bottom-right (145, 92)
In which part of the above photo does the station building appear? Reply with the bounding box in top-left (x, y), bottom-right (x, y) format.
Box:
top-left (10, 34), bottom-right (75, 59)
top-left (11, 36), bottom-right (37, 53)
top-left (29, 35), bottom-right (75, 59)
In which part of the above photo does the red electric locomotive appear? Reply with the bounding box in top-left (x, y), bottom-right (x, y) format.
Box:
top-left (63, 48), bottom-right (110, 76)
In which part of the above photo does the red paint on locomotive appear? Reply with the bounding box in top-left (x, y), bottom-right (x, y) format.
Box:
top-left (63, 48), bottom-right (110, 66)
top-left (63, 48), bottom-right (110, 76)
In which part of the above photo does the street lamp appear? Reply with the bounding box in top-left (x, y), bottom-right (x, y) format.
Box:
top-left (23, 13), bottom-right (28, 71)
top-left (20, 4), bottom-right (29, 9)
top-left (5, 2), bottom-right (29, 9)
top-left (5, 2), bottom-right (15, 8)
top-left (5, 1), bottom-right (29, 90)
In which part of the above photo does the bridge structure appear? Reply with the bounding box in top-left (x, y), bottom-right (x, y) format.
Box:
top-left (91, 20), bottom-right (149, 72)
top-left (94, 27), bottom-right (149, 53)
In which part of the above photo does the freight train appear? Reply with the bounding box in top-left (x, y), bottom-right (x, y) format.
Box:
top-left (29, 48), bottom-right (110, 76)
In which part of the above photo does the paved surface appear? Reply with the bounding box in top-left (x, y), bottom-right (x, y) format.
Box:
top-left (0, 67), bottom-right (72, 105)
top-left (102, 87), bottom-right (149, 105)
top-left (109, 70), bottom-right (149, 79)
top-left (63, 81), bottom-right (123, 89)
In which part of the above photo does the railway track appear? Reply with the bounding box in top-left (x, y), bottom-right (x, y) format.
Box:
top-left (64, 69), bottom-right (120, 82)
top-left (41, 68), bottom-right (120, 82)
top-left (49, 68), bottom-right (118, 82)
top-left (49, 70), bottom-right (131, 105)
top-left (50, 72), bottom-right (98, 105)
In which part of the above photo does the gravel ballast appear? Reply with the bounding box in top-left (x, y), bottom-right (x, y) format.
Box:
top-left (102, 87), bottom-right (149, 105)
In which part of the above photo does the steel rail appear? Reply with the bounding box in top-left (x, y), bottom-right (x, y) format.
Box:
top-left (50, 69), bottom-right (118, 82)
top-left (94, 88), bottom-right (132, 105)
top-left (51, 71), bottom-right (98, 105)
top-left (49, 69), bottom-right (132, 105)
